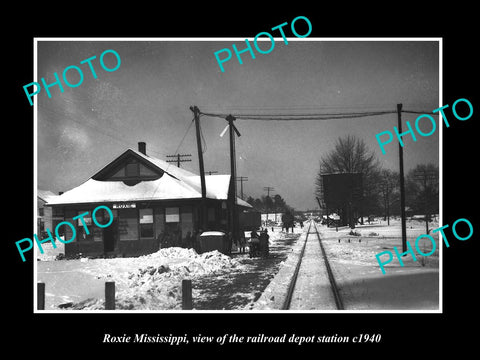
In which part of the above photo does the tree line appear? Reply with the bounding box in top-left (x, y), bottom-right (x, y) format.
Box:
top-left (245, 194), bottom-right (293, 215)
top-left (315, 135), bottom-right (439, 225)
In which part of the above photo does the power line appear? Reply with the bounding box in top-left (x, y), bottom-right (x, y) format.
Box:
top-left (199, 110), bottom-right (397, 121)
top-left (402, 110), bottom-right (440, 115)
top-left (199, 108), bottom-right (440, 121)
top-left (171, 117), bottom-right (195, 156)
top-left (38, 103), bottom-right (168, 158)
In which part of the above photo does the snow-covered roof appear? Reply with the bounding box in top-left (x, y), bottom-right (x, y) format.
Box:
top-left (37, 189), bottom-right (59, 202)
top-left (46, 148), bottom-right (251, 208)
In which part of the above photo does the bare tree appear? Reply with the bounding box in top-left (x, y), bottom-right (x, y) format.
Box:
top-left (379, 169), bottom-right (399, 225)
top-left (406, 163), bottom-right (439, 233)
top-left (315, 135), bottom-right (381, 223)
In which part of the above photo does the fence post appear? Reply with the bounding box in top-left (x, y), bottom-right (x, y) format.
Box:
top-left (37, 282), bottom-right (45, 310)
top-left (182, 279), bottom-right (193, 310)
top-left (105, 281), bottom-right (115, 310)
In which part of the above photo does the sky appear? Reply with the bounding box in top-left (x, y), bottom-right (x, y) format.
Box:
top-left (36, 39), bottom-right (440, 210)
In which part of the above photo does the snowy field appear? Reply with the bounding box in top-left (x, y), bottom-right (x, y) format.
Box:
top-left (319, 216), bottom-right (440, 310)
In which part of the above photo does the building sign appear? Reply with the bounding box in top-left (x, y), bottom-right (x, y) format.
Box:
top-left (113, 202), bottom-right (136, 209)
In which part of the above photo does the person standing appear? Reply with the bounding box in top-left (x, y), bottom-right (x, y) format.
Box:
top-left (238, 231), bottom-right (246, 254)
top-left (259, 229), bottom-right (270, 259)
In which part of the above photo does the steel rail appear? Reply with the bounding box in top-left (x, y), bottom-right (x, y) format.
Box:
top-left (282, 220), bottom-right (344, 310)
top-left (311, 221), bottom-right (344, 310)
top-left (281, 220), bottom-right (312, 310)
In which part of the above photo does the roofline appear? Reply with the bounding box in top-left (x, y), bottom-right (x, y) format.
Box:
top-left (45, 197), bottom-right (252, 208)
top-left (91, 148), bottom-right (167, 180)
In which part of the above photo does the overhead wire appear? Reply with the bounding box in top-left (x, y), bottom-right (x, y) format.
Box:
top-left (199, 107), bottom-right (440, 121)
top-left (401, 110), bottom-right (439, 115)
top-left (199, 110), bottom-right (397, 121)
top-left (171, 117), bottom-right (195, 156)
top-left (148, 116), bottom-right (196, 200)
top-left (37, 102), bottom-right (193, 161)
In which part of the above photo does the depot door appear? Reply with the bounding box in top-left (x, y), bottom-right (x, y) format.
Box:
top-left (103, 219), bottom-right (117, 252)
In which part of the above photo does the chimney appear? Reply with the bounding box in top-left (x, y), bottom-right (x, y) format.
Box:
top-left (138, 142), bottom-right (146, 155)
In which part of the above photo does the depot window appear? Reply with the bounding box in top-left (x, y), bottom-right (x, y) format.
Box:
top-left (166, 207), bottom-right (180, 223)
top-left (125, 162), bottom-right (139, 177)
top-left (139, 208), bottom-right (154, 239)
top-left (77, 211), bottom-right (93, 241)
top-left (118, 208), bottom-right (138, 241)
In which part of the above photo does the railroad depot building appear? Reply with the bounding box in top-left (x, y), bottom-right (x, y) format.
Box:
top-left (46, 142), bottom-right (251, 258)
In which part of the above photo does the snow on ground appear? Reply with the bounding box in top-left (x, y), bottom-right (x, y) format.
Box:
top-left (193, 227), bottom-right (303, 310)
top-left (251, 217), bottom-right (440, 311)
top-left (318, 217), bottom-right (440, 310)
top-left (36, 240), bottom-right (65, 261)
top-left (37, 247), bottom-right (246, 310)
top-left (319, 217), bottom-right (440, 269)
top-left (37, 227), bottom-right (303, 311)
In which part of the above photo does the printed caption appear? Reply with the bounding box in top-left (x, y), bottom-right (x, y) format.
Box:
top-left (102, 332), bottom-right (382, 345)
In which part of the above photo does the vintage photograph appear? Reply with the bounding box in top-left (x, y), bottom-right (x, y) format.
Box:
top-left (34, 38), bottom-right (440, 312)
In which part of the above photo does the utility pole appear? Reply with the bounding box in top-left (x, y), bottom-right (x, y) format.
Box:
top-left (190, 105), bottom-right (207, 231)
top-left (236, 176), bottom-right (248, 199)
top-left (227, 114), bottom-right (241, 252)
top-left (397, 104), bottom-right (407, 253)
top-left (263, 186), bottom-right (274, 225)
top-left (166, 154), bottom-right (192, 168)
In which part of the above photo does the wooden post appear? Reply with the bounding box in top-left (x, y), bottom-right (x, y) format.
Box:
top-left (227, 115), bottom-right (241, 252)
top-left (191, 105), bottom-right (207, 231)
top-left (37, 282), bottom-right (45, 310)
top-left (105, 281), bottom-right (115, 310)
top-left (182, 279), bottom-right (193, 310)
top-left (397, 104), bottom-right (407, 252)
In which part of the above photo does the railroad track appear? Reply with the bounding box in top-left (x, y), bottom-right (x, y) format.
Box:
top-left (282, 220), bottom-right (344, 310)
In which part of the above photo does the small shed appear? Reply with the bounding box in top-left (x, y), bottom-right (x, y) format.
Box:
top-left (198, 231), bottom-right (228, 254)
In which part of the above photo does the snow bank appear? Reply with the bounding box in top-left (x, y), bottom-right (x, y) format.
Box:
top-left (63, 248), bottom-right (242, 310)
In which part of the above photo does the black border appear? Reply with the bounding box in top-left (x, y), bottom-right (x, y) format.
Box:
top-left (7, 5), bottom-right (478, 354)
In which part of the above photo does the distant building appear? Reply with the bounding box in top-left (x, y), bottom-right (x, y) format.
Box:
top-left (46, 142), bottom-right (251, 258)
top-left (261, 213), bottom-right (284, 225)
top-left (37, 190), bottom-right (60, 236)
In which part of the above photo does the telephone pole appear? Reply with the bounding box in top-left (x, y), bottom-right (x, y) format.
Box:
top-left (227, 114), bottom-right (241, 252)
top-left (166, 154), bottom-right (192, 168)
top-left (236, 176), bottom-right (248, 199)
top-left (190, 105), bottom-right (207, 231)
top-left (397, 103), bottom-right (407, 253)
top-left (263, 186), bottom-right (275, 224)
top-left (263, 186), bottom-right (274, 197)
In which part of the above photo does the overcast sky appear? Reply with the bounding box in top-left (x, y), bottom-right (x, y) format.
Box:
top-left (36, 39), bottom-right (439, 210)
